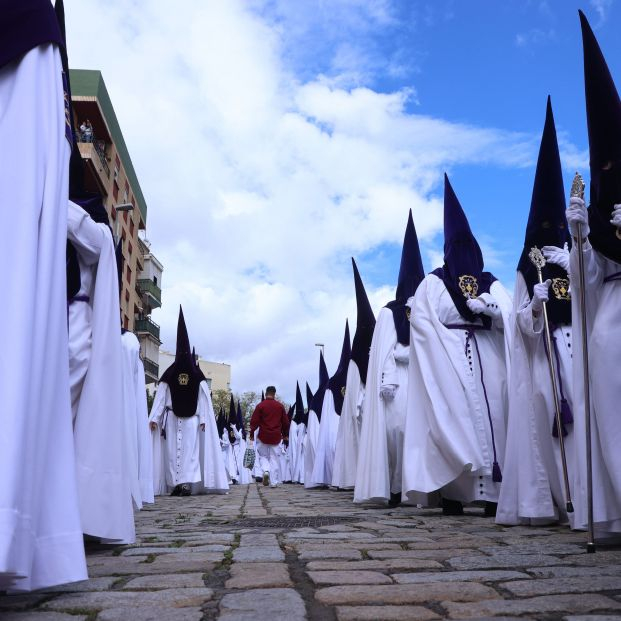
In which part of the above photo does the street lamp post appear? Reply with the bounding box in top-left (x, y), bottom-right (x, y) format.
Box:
top-left (315, 343), bottom-right (325, 357)
top-left (114, 203), bottom-right (134, 245)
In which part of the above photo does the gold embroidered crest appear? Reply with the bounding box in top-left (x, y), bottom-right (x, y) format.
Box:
top-left (551, 277), bottom-right (571, 301)
top-left (178, 373), bottom-right (189, 386)
top-left (458, 275), bottom-right (479, 299)
top-left (341, 386), bottom-right (346, 398)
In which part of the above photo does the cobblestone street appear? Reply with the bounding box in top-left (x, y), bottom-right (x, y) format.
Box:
top-left (2, 483), bottom-right (621, 620)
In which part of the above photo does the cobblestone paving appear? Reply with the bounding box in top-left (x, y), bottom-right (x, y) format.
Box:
top-left (2, 483), bottom-right (621, 620)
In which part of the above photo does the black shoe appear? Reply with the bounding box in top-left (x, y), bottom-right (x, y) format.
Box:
top-left (484, 501), bottom-right (497, 517)
top-left (441, 498), bottom-right (464, 516)
top-left (255, 477), bottom-right (263, 483)
top-left (388, 492), bottom-right (401, 508)
top-left (170, 485), bottom-right (182, 497)
top-left (180, 483), bottom-right (191, 496)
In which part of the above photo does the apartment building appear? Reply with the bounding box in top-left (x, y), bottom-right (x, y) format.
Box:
top-left (70, 69), bottom-right (163, 382)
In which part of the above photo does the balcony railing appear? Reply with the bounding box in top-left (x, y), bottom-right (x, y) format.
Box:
top-left (135, 317), bottom-right (160, 341)
top-left (77, 132), bottom-right (110, 179)
top-left (137, 278), bottom-right (162, 308)
top-left (143, 357), bottom-right (159, 381)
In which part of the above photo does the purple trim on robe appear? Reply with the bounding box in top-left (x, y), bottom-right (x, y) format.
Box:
top-left (0, 0), bottom-right (63, 69)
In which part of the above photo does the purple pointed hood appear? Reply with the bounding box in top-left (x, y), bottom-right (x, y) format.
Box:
top-left (159, 306), bottom-right (203, 418)
top-left (294, 382), bottom-right (307, 425)
top-left (579, 10), bottom-right (621, 263)
top-left (309, 352), bottom-right (329, 421)
top-left (350, 258), bottom-right (376, 384)
top-left (517, 97), bottom-right (571, 325)
top-left (328, 320), bottom-right (352, 415)
top-left (385, 210), bottom-right (425, 345)
top-left (305, 382), bottom-right (314, 412)
top-left (432, 174), bottom-right (496, 324)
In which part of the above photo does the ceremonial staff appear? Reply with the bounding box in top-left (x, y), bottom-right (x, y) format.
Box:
top-left (571, 172), bottom-right (595, 553)
top-left (528, 247), bottom-right (573, 515)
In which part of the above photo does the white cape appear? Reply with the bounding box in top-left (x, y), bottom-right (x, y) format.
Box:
top-left (332, 361), bottom-right (364, 489)
top-left (0, 44), bottom-right (87, 591)
top-left (496, 273), bottom-right (574, 525)
top-left (311, 391), bottom-right (340, 486)
top-left (354, 308), bottom-right (407, 503)
top-left (68, 201), bottom-right (135, 543)
top-left (120, 331), bottom-right (154, 509)
top-left (304, 410), bottom-right (321, 488)
top-left (402, 275), bottom-right (512, 502)
top-left (569, 242), bottom-right (621, 535)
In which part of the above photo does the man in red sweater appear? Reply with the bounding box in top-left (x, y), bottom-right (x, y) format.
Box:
top-left (250, 386), bottom-right (290, 487)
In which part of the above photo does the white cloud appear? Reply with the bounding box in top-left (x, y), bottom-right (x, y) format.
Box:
top-left (65, 0), bottom-right (573, 400)
top-left (589, 0), bottom-right (614, 25)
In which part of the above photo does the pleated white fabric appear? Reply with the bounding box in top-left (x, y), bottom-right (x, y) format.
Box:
top-left (0, 44), bottom-right (86, 591)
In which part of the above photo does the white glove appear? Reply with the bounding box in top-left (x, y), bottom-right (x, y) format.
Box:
top-left (466, 293), bottom-right (501, 319)
top-left (466, 297), bottom-right (487, 315)
top-left (542, 243), bottom-right (569, 272)
top-left (566, 196), bottom-right (589, 238)
top-left (380, 384), bottom-right (397, 401)
top-left (531, 280), bottom-right (550, 313)
top-left (610, 204), bottom-right (621, 228)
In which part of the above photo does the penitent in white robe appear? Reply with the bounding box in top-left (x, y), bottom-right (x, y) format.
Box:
top-left (0, 44), bottom-right (87, 592)
top-left (332, 361), bottom-right (364, 489)
top-left (150, 382), bottom-right (228, 494)
top-left (68, 201), bottom-right (135, 544)
top-left (311, 391), bottom-right (341, 486)
top-left (402, 275), bottom-right (512, 505)
top-left (304, 410), bottom-right (321, 488)
top-left (232, 427), bottom-right (251, 484)
top-left (569, 242), bottom-right (621, 536)
top-left (354, 309), bottom-right (408, 504)
top-left (497, 273), bottom-right (574, 525)
top-left (287, 420), bottom-right (300, 483)
top-left (293, 422), bottom-right (306, 484)
top-left (120, 331), bottom-right (154, 508)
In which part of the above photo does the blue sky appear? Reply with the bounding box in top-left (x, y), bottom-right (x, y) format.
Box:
top-left (68, 0), bottom-right (619, 400)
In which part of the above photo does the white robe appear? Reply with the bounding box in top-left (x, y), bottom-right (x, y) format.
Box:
top-left (232, 427), bottom-right (251, 484)
top-left (332, 361), bottom-right (364, 489)
top-left (68, 201), bottom-right (135, 544)
top-left (220, 427), bottom-right (238, 483)
top-left (193, 384), bottom-right (229, 493)
top-left (569, 242), bottom-right (621, 536)
top-left (354, 309), bottom-right (408, 503)
top-left (402, 275), bottom-right (512, 504)
top-left (304, 410), bottom-right (321, 488)
top-left (497, 273), bottom-right (574, 525)
top-left (293, 422), bottom-right (306, 484)
top-left (287, 420), bottom-right (300, 483)
top-left (120, 331), bottom-right (154, 508)
top-left (150, 381), bottom-right (228, 493)
top-left (311, 391), bottom-right (341, 486)
top-left (0, 44), bottom-right (87, 591)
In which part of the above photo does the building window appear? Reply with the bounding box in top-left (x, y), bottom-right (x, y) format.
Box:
top-left (114, 155), bottom-right (120, 180)
top-left (153, 275), bottom-right (158, 286)
top-left (128, 241), bottom-right (133, 256)
top-left (113, 181), bottom-right (119, 201)
top-left (126, 265), bottom-right (131, 283)
top-left (121, 229), bottom-right (126, 241)
top-left (125, 289), bottom-right (130, 302)
top-left (130, 219), bottom-right (135, 236)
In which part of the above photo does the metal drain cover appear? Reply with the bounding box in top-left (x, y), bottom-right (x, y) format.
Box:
top-left (227, 515), bottom-right (359, 528)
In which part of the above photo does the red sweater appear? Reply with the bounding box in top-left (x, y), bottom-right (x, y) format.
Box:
top-left (250, 398), bottom-right (290, 445)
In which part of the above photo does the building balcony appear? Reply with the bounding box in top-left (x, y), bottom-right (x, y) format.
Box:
top-left (77, 137), bottom-right (110, 191)
top-left (137, 278), bottom-right (162, 309)
top-left (135, 316), bottom-right (161, 341)
top-left (143, 357), bottom-right (159, 383)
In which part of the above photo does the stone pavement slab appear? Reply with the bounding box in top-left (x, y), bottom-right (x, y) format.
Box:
top-left (336, 604), bottom-right (441, 620)
top-left (219, 587), bottom-right (306, 621)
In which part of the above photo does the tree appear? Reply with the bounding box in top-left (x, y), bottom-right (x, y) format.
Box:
top-left (211, 389), bottom-right (230, 416)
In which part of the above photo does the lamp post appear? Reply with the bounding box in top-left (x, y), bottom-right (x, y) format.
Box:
top-left (315, 343), bottom-right (324, 357)
top-left (114, 203), bottom-right (134, 245)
